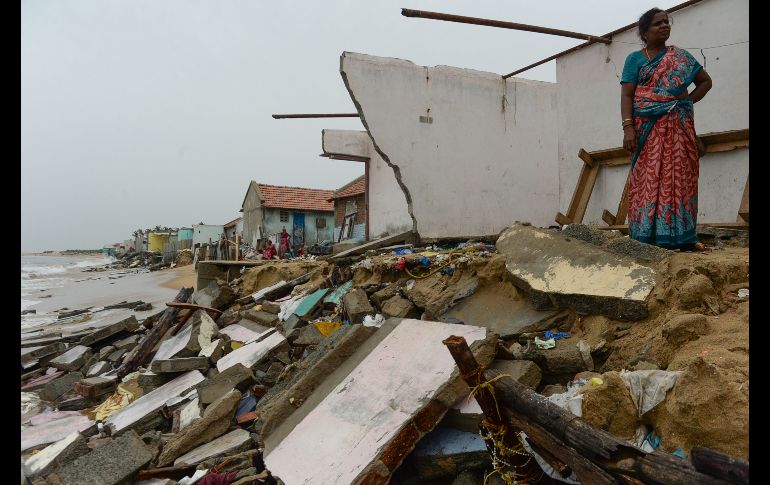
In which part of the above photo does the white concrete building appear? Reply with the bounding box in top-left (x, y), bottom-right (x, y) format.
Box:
top-left (339, 0), bottom-right (748, 238)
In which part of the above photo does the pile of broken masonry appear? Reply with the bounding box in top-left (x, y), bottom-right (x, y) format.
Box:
top-left (20, 223), bottom-right (749, 484)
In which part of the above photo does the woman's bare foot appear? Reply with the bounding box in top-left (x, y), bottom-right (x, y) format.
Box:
top-left (680, 242), bottom-right (707, 252)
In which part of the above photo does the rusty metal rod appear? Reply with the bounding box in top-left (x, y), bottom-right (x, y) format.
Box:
top-left (502, 0), bottom-right (704, 78)
top-left (272, 113), bottom-right (359, 119)
top-left (402, 8), bottom-right (611, 44)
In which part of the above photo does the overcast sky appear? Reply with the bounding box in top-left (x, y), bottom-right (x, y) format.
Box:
top-left (21, 0), bottom-right (681, 251)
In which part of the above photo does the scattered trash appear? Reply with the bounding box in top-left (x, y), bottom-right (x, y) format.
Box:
top-left (737, 288), bottom-right (749, 298)
top-left (362, 314), bottom-right (385, 327)
top-left (544, 330), bottom-right (570, 341)
top-left (534, 337), bottom-right (556, 349)
top-left (589, 377), bottom-right (604, 387)
top-left (673, 448), bottom-right (688, 459)
top-left (620, 370), bottom-right (682, 417)
top-left (393, 248), bottom-right (413, 255)
top-left (314, 321), bottom-right (342, 337)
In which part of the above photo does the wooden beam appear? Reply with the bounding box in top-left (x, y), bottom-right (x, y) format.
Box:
top-left (601, 210), bottom-right (617, 226)
top-left (555, 212), bottom-right (572, 226)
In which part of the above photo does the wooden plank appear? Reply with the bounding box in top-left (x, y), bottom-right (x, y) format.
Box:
top-left (577, 148), bottom-right (595, 168)
top-left (737, 174), bottom-right (749, 223)
top-left (330, 231), bottom-right (415, 260)
top-left (555, 212), bottom-right (572, 226)
top-left (690, 446), bottom-right (749, 485)
top-left (573, 161), bottom-right (601, 224)
top-left (614, 170), bottom-right (632, 226)
top-left (601, 210), bottom-right (616, 226)
top-left (564, 163), bottom-right (591, 221)
top-left (600, 156), bottom-right (631, 167)
top-left (589, 147), bottom-right (629, 162)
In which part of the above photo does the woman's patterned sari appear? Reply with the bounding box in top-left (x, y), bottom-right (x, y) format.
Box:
top-left (627, 46), bottom-right (702, 247)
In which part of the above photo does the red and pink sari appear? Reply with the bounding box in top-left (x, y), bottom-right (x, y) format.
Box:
top-left (627, 46), bottom-right (702, 247)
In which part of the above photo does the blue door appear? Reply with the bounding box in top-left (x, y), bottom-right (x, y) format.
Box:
top-left (292, 212), bottom-right (305, 246)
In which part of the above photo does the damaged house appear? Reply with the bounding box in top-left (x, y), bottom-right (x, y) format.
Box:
top-left (329, 175), bottom-right (367, 243)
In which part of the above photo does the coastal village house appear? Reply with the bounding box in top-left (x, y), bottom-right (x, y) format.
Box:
top-left (224, 217), bottom-right (243, 241)
top-left (329, 175), bottom-right (367, 243)
top-left (192, 224), bottom-right (224, 249)
top-left (240, 181), bottom-right (335, 249)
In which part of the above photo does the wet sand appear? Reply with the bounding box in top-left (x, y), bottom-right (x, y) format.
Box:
top-left (161, 264), bottom-right (197, 291)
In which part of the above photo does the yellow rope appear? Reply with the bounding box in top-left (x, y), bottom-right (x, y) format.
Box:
top-left (467, 372), bottom-right (536, 485)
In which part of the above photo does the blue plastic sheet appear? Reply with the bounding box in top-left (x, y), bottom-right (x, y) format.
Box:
top-left (544, 330), bottom-right (570, 341)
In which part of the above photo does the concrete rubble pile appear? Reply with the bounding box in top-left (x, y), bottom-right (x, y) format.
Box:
top-left (20, 223), bottom-right (749, 484)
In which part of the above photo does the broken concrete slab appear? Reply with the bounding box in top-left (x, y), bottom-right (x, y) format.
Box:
top-left (173, 428), bottom-right (252, 466)
top-left (172, 397), bottom-right (201, 433)
top-left (199, 338), bottom-right (225, 363)
top-left (280, 314), bottom-right (304, 338)
top-left (220, 323), bottom-right (270, 343)
top-left (21, 412), bottom-right (95, 452)
top-left (157, 390), bottom-right (242, 466)
top-left (105, 370), bottom-right (205, 435)
top-left (38, 372), bottom-right (84, 402)
top-left (137, 372), bottom-right (174, 392)
top-left (79, 315), bottom-right (139, 346)
top-left (241, 308), bottom-right (280, 327)
top-left (86, 361), bottom-right (111, 377)
top-left (263, 318), bottom-right (495, 484)
top-left (496, 224), bottom-right (657, 320)
top-left (330, 230), bottom-right (416, 260)
top-left (196, 363), bottom-right (256, 406)
top-left (21, 370), bottom-right (65, 392)
top-left (442, 284), bottom-right (561, 339)
top-left (562, 224), bottom-right (672, 263)
top-left (256, 325), bottom-right (378, 442)
top-left (382, 295), bottom-right (418, 318)
top-left (107, 347), bottom-right (128, 362)
top-left (21, 342), bottom-right (66, 364)
top-left (53, 430), bottom-right (153, 485)
top-left (489, 360), bottom-right (542, 389)
top-left (216, 331), bottom-right (287, 373)
top-left (23, 432), bottom-right (90, 478)
top-left (75, 376), bottom-right (118, 398)
top-left (49, 345), bottom-right (92, 372)
top-left (20, 335), bottom-right (65, 348)
top-left (412, 427), bottom-right (490, 480)
top-left (113, 334), bottom-right (141, 350)
top-left (371, 281), bottom-right (404, 309)
top-left (294, 288), bottom-right (329, 320)
top-left (343, 288), bottom-right (375, 324)
top-left (151, 357), bottom-right (210, 373)
top-left (261, 300), bottom-right (282, 314)
top-left (192, 281), bottom-right (237, 310)
top-left (293, 324), bottom-right (325, 346)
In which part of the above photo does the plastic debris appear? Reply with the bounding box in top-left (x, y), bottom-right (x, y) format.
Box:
top-left (362, 314), bottom-right (385, 328)
top-left (589, 377), bottom-right (604, 387)
top-left (393, 248), bottom-right (413, 255)
top-left (737, 288), bottom-right (749, 298)
top-left (314, 321), bottom-right (343, 337)
top-left (392, 258), bottom-right (407, 270)
top-left (620, 369), bottom-right (682, 417)
top-left (534, 337), bottom-right (556, 349)
top-left (544, 330), bottom-right (570, 341)
top-left (416, 256), bottom-right (431, 267)
top-left (673, 448), bottom-right (688, 459)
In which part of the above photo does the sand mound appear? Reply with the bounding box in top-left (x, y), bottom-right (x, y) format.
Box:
top-left (580, 371), bottom-right (638, 439)
top-left (240, 260), bottom-right (329, 295)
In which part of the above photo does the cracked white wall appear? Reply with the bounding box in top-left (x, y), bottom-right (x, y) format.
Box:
top-left (341, 52), bottom-right (559, 239)
top-left (556, 0), bottom-right (748, 224)
top-left (322, 129), bottom-right (413, 238)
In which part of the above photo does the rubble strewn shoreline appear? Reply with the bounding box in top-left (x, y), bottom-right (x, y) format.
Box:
top-left (21, 224), bottom-right (749, 484)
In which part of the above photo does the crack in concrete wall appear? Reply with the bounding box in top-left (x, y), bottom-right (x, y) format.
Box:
top-left (340, 52), bottom-right (420, 239)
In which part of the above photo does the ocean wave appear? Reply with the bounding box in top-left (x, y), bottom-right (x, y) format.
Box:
top-left (21, 299), bottom-right (40, 311)
top-left (21, 256), bottom-right (113, 279)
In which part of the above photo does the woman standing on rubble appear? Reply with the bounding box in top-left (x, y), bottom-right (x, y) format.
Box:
top-left (620, 8), bottom-right (712, 250)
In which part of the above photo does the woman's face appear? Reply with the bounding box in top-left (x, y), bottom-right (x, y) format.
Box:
top-left (644, 12), bottom-right (671, 44)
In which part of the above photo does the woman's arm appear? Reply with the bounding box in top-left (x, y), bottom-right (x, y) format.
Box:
top-left (621, 83), bottom-right (637, 152)
top-left (688, 69), bottom-right (712, 103)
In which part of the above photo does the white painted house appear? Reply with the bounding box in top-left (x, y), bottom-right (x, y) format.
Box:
top-left (338, 0), bottom-right (747, 238)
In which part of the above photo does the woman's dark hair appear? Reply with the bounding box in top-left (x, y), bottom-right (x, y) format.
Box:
top-left (638, 8), bottom-right (665, 41)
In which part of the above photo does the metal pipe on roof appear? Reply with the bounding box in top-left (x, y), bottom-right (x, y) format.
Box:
top-left (272, 113), bottom-right (360, 119)
top-left (401, 8), bottom-right (611, 44)
top-left (502, 0), bottom-right (705, 78)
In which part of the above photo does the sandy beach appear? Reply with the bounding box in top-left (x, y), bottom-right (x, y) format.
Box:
top-left (160, 264), bottom-right (197, 291)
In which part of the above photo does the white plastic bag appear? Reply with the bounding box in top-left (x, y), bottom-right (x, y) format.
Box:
top-left (619, 369), bottom-right (682, 417)
top-left (362, 314), bottom-right (385, 327)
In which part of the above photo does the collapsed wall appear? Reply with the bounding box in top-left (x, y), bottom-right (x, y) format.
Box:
top-left (322, 129), bottom-right (413, 238)
top-left (340, 52), bottom-right (560, 239)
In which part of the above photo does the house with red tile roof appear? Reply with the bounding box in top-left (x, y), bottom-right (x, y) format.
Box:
top-left (328, 175), bottom-right (367, 243)
top-left (240, 181), bottom-right (335, 248)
